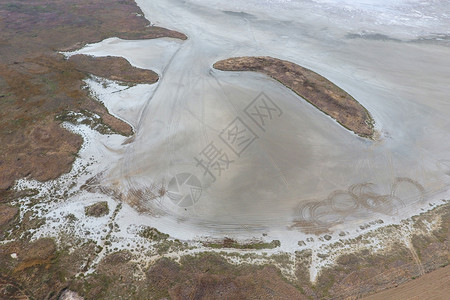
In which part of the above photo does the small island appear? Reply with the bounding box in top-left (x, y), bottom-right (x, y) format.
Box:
top-left (214, 56), bottom-right (374, 138)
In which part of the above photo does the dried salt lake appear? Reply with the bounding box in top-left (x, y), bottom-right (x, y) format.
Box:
top-left (29, 0), bottom-right (450, 245)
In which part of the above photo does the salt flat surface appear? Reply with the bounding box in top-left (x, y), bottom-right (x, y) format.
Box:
top-left (63, 37), bottom-right (183, 75)
top-left (18, 0), bottom-right (450, 246)
top-left (113, 0), bottom-right (450, 233)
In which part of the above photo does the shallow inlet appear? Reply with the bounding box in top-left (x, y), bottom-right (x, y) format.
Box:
top-left (77, 0), bottom-right (450, 238)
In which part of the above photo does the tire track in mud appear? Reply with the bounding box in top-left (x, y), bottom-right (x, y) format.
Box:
top-left (118, 39), bottom-right (188, 207)
top-left (403, 235), bottom-right (425, 276)
top-left (293, 177), bottom-right (426, 232)
top-left (437, 159), bottom-right (450, 176)
top-left (117, 39), bottom-right (236, 211)
top-left (162, 43), bottom-right (197, 177)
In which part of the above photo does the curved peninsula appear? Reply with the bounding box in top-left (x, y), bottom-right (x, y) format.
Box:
top-left (214, 56), bottom-right (374, 138)
top-left (69, 54), bottom-right (159, 84)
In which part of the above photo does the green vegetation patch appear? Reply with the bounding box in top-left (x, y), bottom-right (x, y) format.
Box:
top-left (84, 201), bottom-right (109, 217)
top-left (139, 226), bottom-right (169, 241)
top-left (203, 237), bottom-right (281, 250)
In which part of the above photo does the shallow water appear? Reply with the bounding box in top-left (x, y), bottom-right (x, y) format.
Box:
top-left (80, 0), bottom-right (450, 237)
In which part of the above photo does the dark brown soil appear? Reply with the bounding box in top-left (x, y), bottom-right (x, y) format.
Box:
top-left (0, 277), bottom-right (29, 300)
top-left (0, 238), bottom-right (98, 300)
top-left (0, 205), bottom-right (18, 227)
top-left (68, 55), bottom-right (159, 85)
top-left (214, 56), bottom-right (375, 138)
top-left (0, 115), bottom-right (83, 190)
top-left (0, 0), bottom-right (186, 65)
